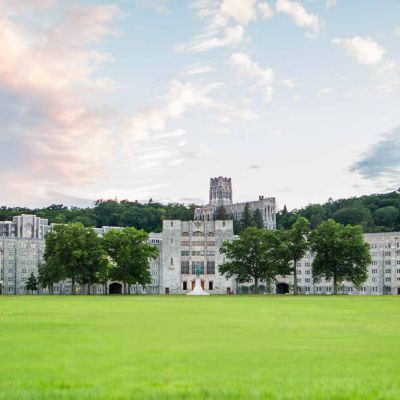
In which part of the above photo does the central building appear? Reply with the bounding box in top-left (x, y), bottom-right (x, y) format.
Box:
top-left (160, 219), bottom-right (235, 294)
top-left (194, 177), bottom-right (277, 230)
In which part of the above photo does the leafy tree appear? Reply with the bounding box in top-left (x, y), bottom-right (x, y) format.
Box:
top-left (26, 272), bottom-right (38, 294)
top-left (44, 223), bottom-right (106, 294)
top-left (286, 217), bottom-right (310, 295)
top-left (214, 205), bottom-right (231, 220)
top-left (38, 261), bottom-right (64, 294)
top-left (219, 227), bottom-right (290, 294)
top-left (309, 219), bottom-right (371, 294)
top-left (252, 209), bottom-right (264, 229)
top-left (103, 227), bottom-right (159, 294)
top-left (332, 206), bottom-right (373, 230)
top-left (240, 203), bottom-right (253, 230)
top-left (373, 206), bottom-right (399, 227)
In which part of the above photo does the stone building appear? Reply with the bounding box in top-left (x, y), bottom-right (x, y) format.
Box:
top-left (2, 213), bottom-right (400, 296)
top-left (0, 237), bottom-right (44, 294)
top-left (271, 231), bottom-right (400, 295)
top-left (160, 220), bottom-right (235, 294)
top-left (194, 177), bottom-right (276, 230)
top-left (0, 214), bottom-right (51, 239)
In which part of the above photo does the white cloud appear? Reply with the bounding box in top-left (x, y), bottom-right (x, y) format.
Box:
top-left (182, 64), bottom-right (215, 76)
top-left (332, 36), bottom-right (399, 91)
top-left (326, 0), bottom-right (337, 9)
top-left (175, 24), bottom-right (245, 53)
top-left (229, 52), bottom-right (275, 100)
top-left (332, 36), bottom-right (386, 65)
top-left (258, 2), bottom-right (274, 19)
top-left (276, 0), bottom-right (322, 33)
top-left (177, 0), bottom-right (260, 53)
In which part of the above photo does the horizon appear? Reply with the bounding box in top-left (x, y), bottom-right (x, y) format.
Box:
top-left (1, 1), bottom-right (400, 210)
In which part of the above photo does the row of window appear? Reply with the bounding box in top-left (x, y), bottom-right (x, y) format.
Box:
top-left (180, 261), bottom-right (215, 275)
top-left (181, 232), bottom-right (215, 237)
top-left (181, 250), bottom-right (215, 256)
top-left (180, 241), bottom-right (215, 246)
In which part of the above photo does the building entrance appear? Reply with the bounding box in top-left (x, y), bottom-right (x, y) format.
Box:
top-left (276, 282), bottom-right (289, 294)
top-left (109, 282), bottom-right (122, 295)
top-left (192, 280), bottom-right (205, 290)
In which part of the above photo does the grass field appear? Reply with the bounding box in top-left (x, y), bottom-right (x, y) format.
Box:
top-left (1, 296), bottom-right (400, 400)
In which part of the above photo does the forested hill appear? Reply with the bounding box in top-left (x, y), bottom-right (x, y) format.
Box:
top-left (0, 200), bottom-right (197, 233)
top-left (277, 191), bottom-right (400, 233)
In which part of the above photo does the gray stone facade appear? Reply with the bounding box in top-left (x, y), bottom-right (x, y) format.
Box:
top-left (194, 177), bottom-right (276, 230)
top-left (160, 220), bottom-right (235, 294)
top-left (0, 214), bottom-right (51, 239)
top-left (272, 232), bottom-right (400, 295)
top-left (1, 214), bottom-right (400, 296)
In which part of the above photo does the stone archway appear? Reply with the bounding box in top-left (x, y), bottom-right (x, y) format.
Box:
top-left (276, 282), bottom-right (289, 294)
top-left (109, 282), bottom-right (122, 295)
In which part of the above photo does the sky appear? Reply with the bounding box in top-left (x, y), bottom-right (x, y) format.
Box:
top-left (0, 0), bottom-right (400, 210)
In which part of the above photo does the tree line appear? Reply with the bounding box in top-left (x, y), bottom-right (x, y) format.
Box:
top-left (219, 217), bottom-right (371, 294)
top-left (1, 190), bottom-right (399, 234)
top-left (36, 223), bottom-right (158, 295)
top-left (277, 190), bottom-right (400, 232)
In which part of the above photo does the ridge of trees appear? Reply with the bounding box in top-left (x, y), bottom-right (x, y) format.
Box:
top-left (277, 190), bottom-right (400, 232)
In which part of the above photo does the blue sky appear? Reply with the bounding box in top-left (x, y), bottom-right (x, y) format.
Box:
top-left (0, 0), bottom-right (399, 209)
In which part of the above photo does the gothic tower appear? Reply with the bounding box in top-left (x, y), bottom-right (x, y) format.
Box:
top-left (209, 177), bottom-right (232, 206)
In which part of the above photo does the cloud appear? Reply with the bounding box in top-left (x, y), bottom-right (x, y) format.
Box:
top-left (177, 0), bottom-right (264, 53)
top-left (276, 0), bottom-right (322, 33)
top-left (0, 3), bottom-right (120, 197)
top-left (175, 24), bottom-right (245, 53)
top-left (326, 0), bottom-right (337, 9)
top-left (249, 165), bottom-right (262, 169)
top-left (258, 2), bottom-right (274, 19)
top-left (350, 127), bottom-right (400, 184)
top-left (182, 64), bottom-right (215, 76)
top-left (332, 36), bottom-right (386, 65)
top-left (228, 52), bottom-right (275, 100)
top-left (332, 36), bottom-right (400, 91)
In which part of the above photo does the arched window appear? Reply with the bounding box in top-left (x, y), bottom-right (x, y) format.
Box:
top-left (192, 231), bottom-right (204, 237)
top-left (207, 232), bottom-right (215, 237)
top-left (181, 232), bottom-right (189, 237)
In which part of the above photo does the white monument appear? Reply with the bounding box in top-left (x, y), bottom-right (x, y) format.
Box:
top-left (187, 266), bottom-right (209, 296)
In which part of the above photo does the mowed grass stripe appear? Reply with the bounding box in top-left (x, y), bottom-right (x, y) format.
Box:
top-left (0, 296), bottom-right (399, 399)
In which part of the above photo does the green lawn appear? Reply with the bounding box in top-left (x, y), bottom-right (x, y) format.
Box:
top-left (0, 296), bottom-right (400, 399)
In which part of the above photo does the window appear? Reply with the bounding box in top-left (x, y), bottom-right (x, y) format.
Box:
top-left (181, 232), bottom-right (189, 237)
top-left (385, 260), bottom-right (391, 265)
top-left (372, 287), bottom-right (378, 292)
top-left (180, 250), bottom-right (190, 256)
top-left (385, 251), bottom-right (391, 256)
top-left (206, 261), bottom-right (215, 274)
top-left (305, 278), bottom-right (310, 283)
top-left (181, 261), bottom-right (189, 274)
top-left (206, 241), bottom-right (215, 246)
top-left (371, 268), bottom-right (378, 274)
top-left (305, 270), bottom-right (311, 275)
top-left (385, 268), bottom-right (391, 274)
top-left (170, 258), bottom-right (173, 266)
top-left (371, 261), bottom-right (378, 266)
top-left (372, 277), bottom-right (377, 282)
top-left (207, 232), bottom-right (215, 237)
top-left (208, 281), bottom-right (213, 290)
top-left (183, 281), bottom-right (187, 290)
top-left (206, 250), bottom-right (215, 256)
top-left (305, 262), bottom-right (311, 267)
top-left (192, 231), bottom-right (204, 237)
top-left (385, 277), bottom-right (391, 282)
top-left (191, 262), bottom-right (204, 274)
top-left (170, 222), bottom-right (173, 227)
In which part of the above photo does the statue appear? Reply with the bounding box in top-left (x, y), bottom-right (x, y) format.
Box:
top-left (187, 264), bottom-right (209, 296)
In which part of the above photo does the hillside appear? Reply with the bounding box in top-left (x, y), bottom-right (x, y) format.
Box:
top-left (277, 191), bottom-right (400, 232)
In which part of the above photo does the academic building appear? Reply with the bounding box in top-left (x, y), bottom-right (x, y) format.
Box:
top-left (1, 178), bottom-right (400, 295)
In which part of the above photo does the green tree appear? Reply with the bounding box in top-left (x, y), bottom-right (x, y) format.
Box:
top-left (38, 261), bottom-right (64, 294)
top-left (373, 206), bottom-right (399, 227)
top-left (103, 227), bottom-right (159, 294)
top-left (219, 227), bottom-right (290, 294)
top-left (286, 217), bottom-right (310, 295)
top-left (26, 272), bottom-right (38, 294)
top-left (309, 219), bottom-right (371, 294)
top-left (252, 208), bottom-right (264, 229)
top-left (44, 223), bottom-right (106, 294)
top-left (214, 205), bottom-right (231, 220)
top-left (332, 206), bottom-right (373, 230)
top-left (240, 203), bottom-right (253, 230)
